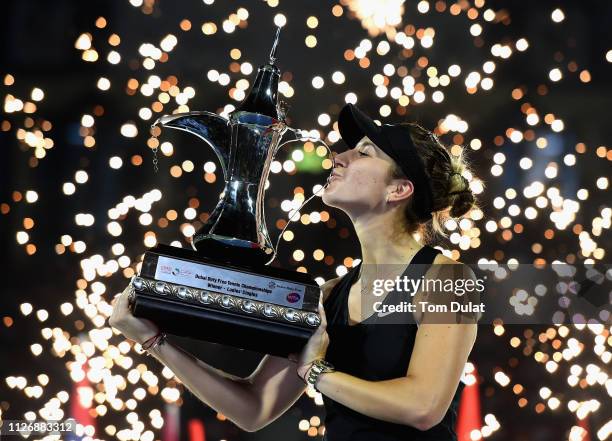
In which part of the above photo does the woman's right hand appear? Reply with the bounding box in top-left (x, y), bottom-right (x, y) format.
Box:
top-left (109, 282), bottom-right (159, 344)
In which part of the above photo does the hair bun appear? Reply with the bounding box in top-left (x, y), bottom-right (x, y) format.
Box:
top-left (447, 171), bottom-right (474, 217)
top-left (395, 122), bottom-right (481, 242)
top-left (449, 189), bottom-right (475, 218)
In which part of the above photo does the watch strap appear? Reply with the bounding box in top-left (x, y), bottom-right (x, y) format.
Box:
top-left (306, 359), bottom-right (335, 389)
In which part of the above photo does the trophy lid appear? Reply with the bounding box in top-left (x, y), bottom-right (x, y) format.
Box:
top-left (235, 27), bottom-right (283, 120)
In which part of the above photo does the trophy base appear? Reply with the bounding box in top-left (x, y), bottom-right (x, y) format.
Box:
top-left (131, 294), bottom-right (314, 357)
top-left (130, 244), bottom-right (321, 357)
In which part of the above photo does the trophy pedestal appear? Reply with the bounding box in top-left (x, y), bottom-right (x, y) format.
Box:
top-left (130, 244), bottom-right (321, 357)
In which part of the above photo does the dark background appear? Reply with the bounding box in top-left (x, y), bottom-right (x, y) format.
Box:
top-left (1, 1), bottom-right (610, 440)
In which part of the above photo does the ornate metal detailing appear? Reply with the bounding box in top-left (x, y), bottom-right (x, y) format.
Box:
top-left (132, 276), bottom-right (321, 328)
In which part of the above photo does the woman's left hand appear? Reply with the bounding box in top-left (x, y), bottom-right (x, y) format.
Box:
top-left (296, 303), bottom-right (329, 381)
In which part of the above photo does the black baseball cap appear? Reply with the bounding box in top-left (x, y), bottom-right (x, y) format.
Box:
top-left (337, 103), bottom-right (434, 221)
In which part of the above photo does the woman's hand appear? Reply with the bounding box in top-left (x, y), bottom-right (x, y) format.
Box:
top-left (296, 303), bottom-right (329, 381)
top-left (108, 282), bottom-right (159, 344)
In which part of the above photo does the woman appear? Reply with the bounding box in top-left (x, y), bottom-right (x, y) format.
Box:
top-left (110, 103), bottom-right (480, 440)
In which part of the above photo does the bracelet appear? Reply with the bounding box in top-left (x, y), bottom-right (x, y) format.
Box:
top-left (305, 359), bottom-right (335, 390)
top-left (141, 333), bottom-right (167, 352)
top-left (140, 333), bottom-right (159, 348)
top-left (297, 363), bottom-right (314, 385)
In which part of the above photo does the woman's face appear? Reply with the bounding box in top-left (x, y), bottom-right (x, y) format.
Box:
top-left (322, 136), bottom-right (400, 216)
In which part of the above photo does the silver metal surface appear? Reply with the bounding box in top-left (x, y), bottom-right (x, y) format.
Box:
top-left (132, 276), bottom-right (321, 328)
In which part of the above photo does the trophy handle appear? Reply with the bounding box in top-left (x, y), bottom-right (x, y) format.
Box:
top-left (153, 111), bottom-right (231, 181)
top-left (264, 128), bottom-right (336, 266)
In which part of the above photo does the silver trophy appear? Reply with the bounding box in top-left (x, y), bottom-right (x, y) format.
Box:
top-left (129, 27), bottom-right (329, 357)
